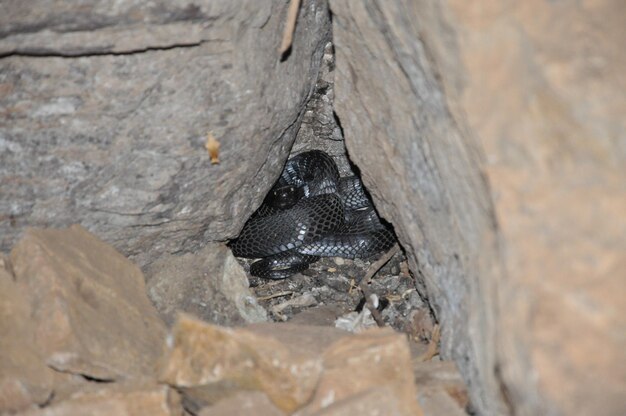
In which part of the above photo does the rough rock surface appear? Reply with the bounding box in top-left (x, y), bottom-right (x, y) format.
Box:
top-left (0, 255), bottom-right (55, 413)
top-left (3, 0), bottom-right (623, 415)
top-left (439, 2), bottom-right (626, 415)
top-left (1, 225), bottom-right (445, 415)
top-left (19, 384), bottom-right (182, 416)
top-left (198, 391), bottom-right (286, 416)
top-left (159, 315), bottom-right (327, 413)
top-left (330, 1), bottom-right (500, 413)
top-left (159, 315), bottom-right (425, 415)
top-left (413, 360), bottom-right (469, 415)
top-left (145, 243), bottom-right (267, 326)
top-left (9, 225), bottom-right (167, 381)
top-left (330, 1), bottom-right (626, 415)
top-left (0, 0), bottom-right (331, 268)
top-left (296, 328), bottom-right (423, 416)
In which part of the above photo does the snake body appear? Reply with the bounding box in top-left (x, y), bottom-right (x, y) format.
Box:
top-left (230, 150), bottom-right (395, 279)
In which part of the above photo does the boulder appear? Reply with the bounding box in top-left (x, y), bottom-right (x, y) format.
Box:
top-left (18, 384), bottom-right (182, 416)
top-left (0, 0), bottom-right (332, 268)
top-left (159, 315), bottom-right (327, 413)
top-left (9, 225), bottom-right (167, 381)
top-left (198, 391), bottom-right (286, 416)
top-left (330, 1), bottom-right (502, 412)
top-left (330, 1), bottom-right (626, 415)
top-left (145, 243), bottom-right (267, 326)
top-left (296, 327), bottom-right (423, 416)
top-left (159, 316), bottom-right (424, 415)
top-left (0, 255), bottom-right (55, 413)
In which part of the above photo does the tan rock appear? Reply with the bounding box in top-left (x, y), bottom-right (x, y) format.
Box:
top-left (19, 383), bottom-right (182, 416)
top-left (413, 361), bottom-right (468, 409)
top-left (297, 328), bottom-right (423, 416)
top-left (303, 385), bottom-right (410, 416)
top-left (442, 1), bottom-right (626, 415)
top-left (244, 322), bottom-right (350, 356)
top-left (159, 315), bottom-right (325, 413)
top-left (0, 255), bottom-right (54, 413)
top-left (198, 391), bottom-right (286, 416)
top-left (9, 225), bottom-right (167, 381)
top-left (417, 389), bottom-right (467, 416)
top-left (330, 0), bottom-right (626, 415)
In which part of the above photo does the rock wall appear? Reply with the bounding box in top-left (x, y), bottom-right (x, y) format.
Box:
top-left (330, 1), bottom-right (626, 415)
top-left (2, 1), bottom-right (624, 415)
top-left (329, 1), bottom-right (502, 413)
top-left (0, 0), bottom-right (331, 266)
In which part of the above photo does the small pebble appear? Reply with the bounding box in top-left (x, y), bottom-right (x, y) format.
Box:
top-left (354, 258), bottom-right (366, 268)
top-left (327, 267), bottom-right (337, 272)
top-left (334, 257), bottom-right (345, 266)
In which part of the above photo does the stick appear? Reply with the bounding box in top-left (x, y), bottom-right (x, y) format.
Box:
top-left (361, 243), bottom-right (400, 284)
top-left (363, 290), bottom-right (385, 327)
top-left (279, 0), bottom-right (301, 56)
top-left (358, 244), bottom-right (401, 327)
top-left (257, 291), bottom-right (293, 301)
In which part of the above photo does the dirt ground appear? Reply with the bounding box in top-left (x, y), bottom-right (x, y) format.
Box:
top-left (238, 250), bottom-right (438, 352)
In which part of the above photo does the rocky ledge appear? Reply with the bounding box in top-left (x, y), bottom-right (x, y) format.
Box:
top-left (1, 226), bottom-right (468, 415)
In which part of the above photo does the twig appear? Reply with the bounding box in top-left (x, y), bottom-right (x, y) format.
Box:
top-left (279, 0), bottom-right (301, 56)
top-left (362, 290), bottom-right (385, 327)
top-left (361, 243), bottom-right (400, 285)
top-left (358, 244), bottom-right (401, 327)
top-left (257, 291), bottom-right (293, 301)
top-left (271, 293), bottom-right (317, 314)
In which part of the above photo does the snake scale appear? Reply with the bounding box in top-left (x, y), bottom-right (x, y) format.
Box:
top-left (230, 150), bottom-right (395, 279)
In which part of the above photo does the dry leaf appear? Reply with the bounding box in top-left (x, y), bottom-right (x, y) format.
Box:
top-left (279, 0), bottom-right (301, 55)
top-left (205, 132), bottom-right (220, 164)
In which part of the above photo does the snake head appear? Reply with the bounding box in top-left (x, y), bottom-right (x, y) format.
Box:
top-left (267, 185), bottom-right (304, 210)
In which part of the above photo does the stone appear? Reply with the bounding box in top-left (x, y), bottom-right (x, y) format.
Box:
top-left (244, 322), bottom-right (350, 356)
top-left (329, 1), bottom-right (501, 413)
top-left (198, 391), bottom-right (286, 416)
top-left (297, 327), bottom-right (423, 416)
top-left (159, 315), bottom-right (326, 413)
top-left (0, 254), bottom-right (55, 413)
top-left (270, 293), bottom-right (318, 317)
top-left (298, 385), bottom-right (413, 416)
top-left (439, 1), bottom-right (626, 414)
top-left (145, 243), bottom-right (267, 326)
top-left (0, 0), bottom-right (332, 268)
top-left (417, 389), bottom-right (467, 416)
top-left (9, 225), bottom-right (167, 381)
top-left (333, 309), bottom-right (377, 333)
top-left (413, 361), bottom-right (468, 409)
top-left (19, 384), bottom-right (182, 416)
top-left (288, 305), bottom-right (344, 326)
top-left (330, 1), bottom-right (626, 415)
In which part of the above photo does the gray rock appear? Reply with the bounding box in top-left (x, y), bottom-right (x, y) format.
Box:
top-left (146, 243), bottom-right (267, 326)
top-left (329, 1), bottom-right (502, 414)
top-left (0, 0), bottom-right (331, 268)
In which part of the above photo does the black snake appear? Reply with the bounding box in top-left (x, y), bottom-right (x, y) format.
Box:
top-left (230, 150), bottom-right (395, 279)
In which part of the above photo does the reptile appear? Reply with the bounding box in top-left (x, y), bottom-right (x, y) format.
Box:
top-left (230, 150), bottom-right (395, 279)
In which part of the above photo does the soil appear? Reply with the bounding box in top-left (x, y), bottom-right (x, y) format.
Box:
top-left (237, 251), bottom-right (437, 346)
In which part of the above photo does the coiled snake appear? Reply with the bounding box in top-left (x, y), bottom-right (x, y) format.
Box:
top-left (230, 150), bottom-right (395, 279)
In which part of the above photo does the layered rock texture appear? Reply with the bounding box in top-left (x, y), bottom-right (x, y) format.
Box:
top-left (0, 226), bottom-right (168, 413)
top-left (0, 0), bottom-right (331, 266)
top-left (1, 0), bottom-right (624, 415)
top-left (330, 1), bottom-right (625, 415)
